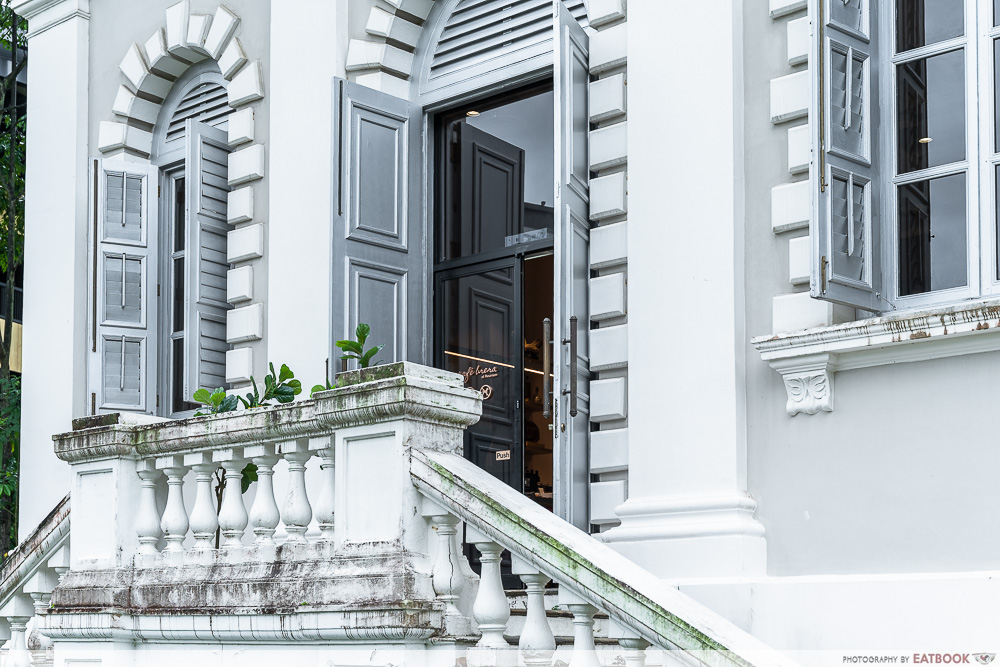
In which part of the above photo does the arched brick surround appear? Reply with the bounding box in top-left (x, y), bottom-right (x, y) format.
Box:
top-left (98, 0), bottom-right (266, 387)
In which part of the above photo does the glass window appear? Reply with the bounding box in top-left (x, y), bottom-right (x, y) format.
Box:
top-left (896, 49), bottom-right (966, 174)
top-left (896, 0), bottom-right (964, 52)
top-left (897, 173), bottom-right (968, 296)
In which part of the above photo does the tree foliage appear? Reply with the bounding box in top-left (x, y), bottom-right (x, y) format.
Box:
top-left (0, 1), bottom-right (26, 563)
top-left (0, 1), bottom-right (25, 382)
top-left (0, 375), bottom-right (18, 558)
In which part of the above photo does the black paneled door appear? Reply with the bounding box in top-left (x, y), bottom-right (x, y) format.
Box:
top-left (437, 259), bottom-right (523, 492)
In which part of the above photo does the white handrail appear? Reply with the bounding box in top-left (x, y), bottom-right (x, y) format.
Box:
top-left (411, 449), bottom-right (800, 667)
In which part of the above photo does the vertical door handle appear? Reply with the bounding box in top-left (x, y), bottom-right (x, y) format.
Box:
top-left (542, 317), bottom-right (552, 419)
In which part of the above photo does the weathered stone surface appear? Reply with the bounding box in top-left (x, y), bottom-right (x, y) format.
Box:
top-left (51, 549), bottom-right (435, 617)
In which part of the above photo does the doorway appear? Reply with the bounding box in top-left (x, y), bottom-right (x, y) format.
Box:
top-left (433, 83), bottom-right (557, 509)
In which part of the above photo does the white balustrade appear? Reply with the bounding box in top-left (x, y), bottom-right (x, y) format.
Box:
top-left (246, 444), bottom-right (280, 546)
top-left (566, 602), bottom-right (601, 667)
top-left (619, 638), bottom-right (651, 667)
top-left (314, 440), bottom-right (336, 542)
top-left (185, 453), bottom-right (219, 551)
top-left (515, 564), bottom-right (556, 667)
top-left (217, 454), bottom-right (249, 549)
top-left (429, 512), bottom-right (464, 618)
top-left (135, 462), bottom-right (163, 555)
top-left (157, 456), bottom-right (190, 553)
top-left (7, 615), bottom-right (30, 667)
top-left (280, 440), bottom-right (313, 543)
top-left (472, 539), bottom-right (510, 648)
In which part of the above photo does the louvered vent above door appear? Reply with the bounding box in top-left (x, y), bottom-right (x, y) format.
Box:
top-left (422, 0), bottom-right (587, 102)
top-left (165, 80), bottom-right (230, 145)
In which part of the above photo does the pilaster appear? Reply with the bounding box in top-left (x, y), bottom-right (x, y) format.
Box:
top-left (606, 0), bottom-right (765, 578)
top-left (13, 0), bottom-right (89, 540)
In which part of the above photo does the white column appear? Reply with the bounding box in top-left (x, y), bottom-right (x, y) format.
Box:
top-left (280, 440), bottom-right (313, 543)
top-left (314, 443), bottom-right (336, 542)
top-left (566, 603), bottom-right (600, 667)
top-left (471, 539), bottom-right (510, 649)
top-left (266, 1), bottom-right (346, 379)
top-left (512, 556), bottom-right (555, 667)
top-left (605, 0), bottom-right (765, 578)
top-left (12, 0), bottom-right (90, 542)
top-left (246, 443), bottom-right (280, 546)
top-left (157, 456), bottom-right (190, 553)
top-left (185, 453), bottom-right (220, 551)
top-left (618, 638), bottom-right (650, 667)
top-left (218, 456), bottom-right (249, 550)
top-left (135, 462), bottom-right (163, 555)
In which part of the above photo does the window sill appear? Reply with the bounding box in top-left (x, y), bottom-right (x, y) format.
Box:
top-left (751, 298), bottom-right (1000, 416)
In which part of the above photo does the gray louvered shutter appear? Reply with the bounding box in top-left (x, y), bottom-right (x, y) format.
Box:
top-left (89, 159), bottom-right (158, 413)
top-left (552, 0), bottom-right (590, 530)
top-left (333, 78), bottom-right (426, 365)
top-left (811, 0), bottom-right (883, 310)
top-left (184, 120), bottom-right (232, 397)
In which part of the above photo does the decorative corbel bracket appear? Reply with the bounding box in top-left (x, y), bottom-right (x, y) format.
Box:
top-left (769, 353), bottom-right (836, 417)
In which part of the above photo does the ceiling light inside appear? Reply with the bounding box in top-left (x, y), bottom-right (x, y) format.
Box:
top-left (918, 137), bottom-right (933, 144)
top-left (466, 110), bottom-right (480, 117)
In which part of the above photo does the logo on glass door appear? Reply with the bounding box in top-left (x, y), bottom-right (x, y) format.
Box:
top-left (480, 384), bottom-right (493, 400)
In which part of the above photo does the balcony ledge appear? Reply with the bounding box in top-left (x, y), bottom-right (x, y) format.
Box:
top-left (752, 298), bottom-right (1000, 416)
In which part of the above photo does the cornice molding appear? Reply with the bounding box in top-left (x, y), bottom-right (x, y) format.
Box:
top-left (754, 298), bottom-right (1000, 415)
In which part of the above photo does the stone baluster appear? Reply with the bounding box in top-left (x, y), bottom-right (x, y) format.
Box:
top-left (313, 437), bottom-right (336, 542)
top-left (3, 594), bottom-right (35, 667)
top-left (471, 538), bottom-right (510, 648)
top-left (185, 453), bottom-right (220, 551)
top-left (216, 450), bottom-right (249, 550)
top-left (429, 512), bottom-right (464, 618)
top-left (156, 455), bottom-right (189, 553)
top-left (246, 443), bottom-right (280, 546)
top-left (565, 602), bottom-right (601, 667)
top-left (23, 569), bottom-right (57, 656)
top-left (280, 439), bottom-right (313, 543)
top-left (512, 556), bottom-right (556, 667)
top-left (618, 638), bottom-right (651, 667)
top-left (7, 615), bottom-right (30, 667)
top-left (135, 461), bottom-right (162, 556)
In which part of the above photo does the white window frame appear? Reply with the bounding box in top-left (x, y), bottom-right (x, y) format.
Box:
top-left (884, 0), bottom-right (984, 310)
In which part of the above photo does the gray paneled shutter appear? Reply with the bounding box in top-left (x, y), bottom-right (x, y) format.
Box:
top-left (184, 119), bottom-right (232, 397)
top-left (89, 159), bottom-right (158, 413)
top-left (811, 0), bottom-right (883, 310)
top-left (552, 1), bottom-right (590, 530)
top-left (333, 78), bottom-right (425, 365)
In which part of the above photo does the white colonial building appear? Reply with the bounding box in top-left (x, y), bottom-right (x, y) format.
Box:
top-left (2, 0), bottom-right (998, 665)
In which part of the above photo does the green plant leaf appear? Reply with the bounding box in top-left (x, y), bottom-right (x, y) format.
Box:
top-left (241, 462), bottom-right (258, 493)
top-left (310, 384), bottom-right (328, 397)
top-left (286, 379), bottom-right (302, 394)
top-left (356, 323), bottom-right (370, 346)
top-left (360, 344), bottom-right (384, 367)
top-left (279, 364), bottom-right (294, 383)
top-left (337, 340), bottom-right (364, 354)
top-left (220, 395), bottom-right (239, 412)
top-left (273, 385), bottom-right (296, 403)
top-left (192, 388), bottom-right (211, 404)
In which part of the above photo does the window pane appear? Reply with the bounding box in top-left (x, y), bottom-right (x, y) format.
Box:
top-left (995, 40), bottom-right (1000, 152)
top-left (897, 173), bottom-right (967, 297)
top-left (896, 0), bottom-right (963, 53)
top-left (172, 258), bottom-right (184, 333)
top-left (896, 49), bottom-right (965, 174)
top-left (996, 0), bottom-right (1000, 27)
top-left (173, 177), bottom-right (185, 252)
top-left (996, 166), bottom-right (1000, 280)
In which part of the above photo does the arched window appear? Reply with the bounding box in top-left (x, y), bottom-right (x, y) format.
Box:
top-left (90, 62), bottom-right (233, 417)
